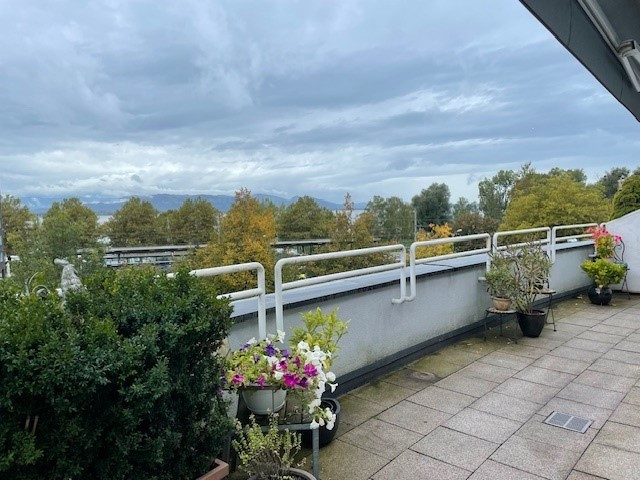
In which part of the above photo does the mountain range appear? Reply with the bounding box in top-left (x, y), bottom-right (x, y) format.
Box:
top-left (21, 194), bottom-right (367, 215)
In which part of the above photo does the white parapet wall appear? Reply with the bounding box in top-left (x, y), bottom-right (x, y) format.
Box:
top-left (228, 242), bottom-right (595, 384)
top-left (605, 209), bottom-right (640, 293)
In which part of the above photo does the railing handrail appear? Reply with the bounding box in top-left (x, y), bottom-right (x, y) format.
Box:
top-left (167, 262), bottom-right (268, 339)
top-left (406, 233), bottom-right (491, 301)
top-left (274, 244), bottom-right (406, 333)
top-left (550, 223), bottom-right (597, 262)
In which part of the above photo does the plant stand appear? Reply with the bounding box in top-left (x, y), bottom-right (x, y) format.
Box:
top-left (483, 307), bottom-right (518, 344)
top-left (234, 394), bottom-right (320, 479)
top-left (536, 287), bottom-right (557, 331)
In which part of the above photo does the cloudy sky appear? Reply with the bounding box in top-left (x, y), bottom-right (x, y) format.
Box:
top-left (1, 0), bottom-right (639, 205)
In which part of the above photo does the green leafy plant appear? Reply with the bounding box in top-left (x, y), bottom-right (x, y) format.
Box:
top-left (290, 308), bottom-right (349, 369)
top-left (0, 266), bottom-right (234, 480)
top-left (485, 252), bottom-right (517, 299)
top-left (232, 415), bottom-right (302, 480)
top-left (581, 258), bottom-right (627, 288)
top-left (507, 241), bottom-right (553, 313)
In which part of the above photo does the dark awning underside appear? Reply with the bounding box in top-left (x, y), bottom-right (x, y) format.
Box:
top-left (520, 0), bottom-right (640, 122)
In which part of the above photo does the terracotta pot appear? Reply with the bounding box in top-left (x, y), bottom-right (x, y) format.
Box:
top-left (249, 467), bottom-right (316, 479)
top-left (242, 388), bottom-right (286, 415)
top-left (491, 296), bottom-right (512, 311)
top-left (196, 459), bottom-right (229, 480)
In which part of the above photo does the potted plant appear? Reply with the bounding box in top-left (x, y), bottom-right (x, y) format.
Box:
top-left (290, 308), bottom-right (348, 447)
top-left (233, 415), bottom-right (317, 480)
top-left (580, 258), bottom-right (627, 305)
top-left (508, 241), bottom-right (553, 337)
top-left (485, 253), bottom-right (517, 311)
top-left (225, 332), bottom-right (337, 429)
top-left (588, 225), bottom-right (622, 259)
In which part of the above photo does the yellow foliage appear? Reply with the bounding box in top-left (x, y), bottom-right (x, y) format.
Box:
top-left (415, 223), bottom-right (454, 259)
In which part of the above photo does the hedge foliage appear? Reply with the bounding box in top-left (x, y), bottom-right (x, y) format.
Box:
top-left (0, 267), bottom-right (233, 480)
top-left (611, 174), bottom-right (640, 220)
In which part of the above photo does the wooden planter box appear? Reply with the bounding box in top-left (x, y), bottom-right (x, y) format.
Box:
top-left (196, 459), bottom-right (229, 480)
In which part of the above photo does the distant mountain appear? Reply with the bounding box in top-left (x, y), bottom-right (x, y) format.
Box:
top-left (22, 193), bottom-right (365, 215)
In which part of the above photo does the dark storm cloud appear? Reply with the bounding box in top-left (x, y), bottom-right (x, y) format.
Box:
top-left (1, 0), bottom-right (638, 203)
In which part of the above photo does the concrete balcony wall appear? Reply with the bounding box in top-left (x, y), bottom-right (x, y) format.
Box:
top-left (228, 242), bottom-right (594, 384)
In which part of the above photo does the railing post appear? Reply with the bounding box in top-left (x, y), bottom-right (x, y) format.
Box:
top-left (274, 260), bottom-right (285, 335)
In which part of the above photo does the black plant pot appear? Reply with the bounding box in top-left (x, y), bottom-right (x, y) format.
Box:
top-left (587, 286), bottom-right (613, 306)
top-left (301, 398), bottom-right (340, 448)
top-left (516, 310), bottom-right (546, 338)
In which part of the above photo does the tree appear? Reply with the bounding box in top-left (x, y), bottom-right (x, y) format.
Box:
top-left (549, 168), bottom-right (587, 184)
top-left (192, 188), bottom-right (277, 291)
top-left (0, 195), bottom-right (36, 254)
top-left (501, 174), bottom-right (610, 230)
top-left (411, 183), bottom-right (451, 228)
top-left (365, 196), bottom-right (414, 242)
top-left (41, 198), bottom-right (99, 260)
top-left (415, 223), bottom-right (454, 259)
top-left (163, 198), bottom-right (219, 245)
top-left (478, 169), bottom-right (518, 221)
top-left (104, 197), bottom-right (160, 247)
top-left (452, 197), bottom-right (479, 222)
top-left (611, 175), bottom-right (640, 219)
top-left (598, 167), bottom-right (630, 199)
top-left (277, 196), bottom-right (334, 240)
top-left (452, 212), bottom-right (499, 236)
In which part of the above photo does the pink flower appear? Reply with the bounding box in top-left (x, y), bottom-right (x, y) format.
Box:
top-left (294, 356), bottom-right (301, 367)
top-left (304, 364), bottom-right (318, 377)
top-left (232, 374), bottom-right (245, 385)
top-left (298, 377), bottom-right (309, 388)
top-left (283, 373), bottom-right (300, 388)
top-left (256, 375), bottom-right (265, 389)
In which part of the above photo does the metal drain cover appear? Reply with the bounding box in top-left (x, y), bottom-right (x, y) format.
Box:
top-left (544, 411), bottom-right (592, 433)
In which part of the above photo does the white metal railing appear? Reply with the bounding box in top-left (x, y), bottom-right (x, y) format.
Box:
top-left (493, 227), bottom-right (551, 251)
top-left (550, 223), bottom-right (597, 262)
top-left (167, 262), bottom-right (268, 339)
top-left (405, 233), bottom-right (491, 302)
top-left (274, 244), bottom-right (406, 332)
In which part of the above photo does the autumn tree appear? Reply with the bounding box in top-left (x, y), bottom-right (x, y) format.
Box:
top-left (104, 197), bottom-right (160, 247)
top-left (411, 183), bottom-right (451, 228)
top-left (277, 196), bottom-right (334, 240)
top-left (415, 223), bottom-right (454, 259)
top-left (163, 198), bottom-right (219, 245)
top-left (611, 175), bottom-right (640, 219)
top-left (478, 169), bottom-right (519, 221)
top-left (501, 173), bottom-right (609, 230)
top-left (192, 188), bottom-right (277, 291)
top-left (598, 167), bottom-right (630, 199)
top-left (365, 196), bottom-right (414, 243)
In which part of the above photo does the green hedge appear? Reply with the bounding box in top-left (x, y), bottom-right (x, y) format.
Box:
top-left (0, 267), bottom-right (233, 480)
top-left (611, 175), bottom-right (640, 220)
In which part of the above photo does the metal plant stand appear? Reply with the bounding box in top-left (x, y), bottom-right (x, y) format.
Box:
top-left (483, 307), bottom-right (518, 343)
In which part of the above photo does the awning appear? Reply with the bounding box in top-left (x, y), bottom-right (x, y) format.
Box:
top-left (520, 0), bottom-right (640, 122)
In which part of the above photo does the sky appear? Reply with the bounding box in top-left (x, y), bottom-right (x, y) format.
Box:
top-left (1, 0), bottom-right (639, 205)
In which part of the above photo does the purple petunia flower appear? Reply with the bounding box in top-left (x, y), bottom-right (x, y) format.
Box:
top-left (294, 356), bottom-right (301, 367)
top-left (304, 364), bottom-right (318, 377)
top-left (298, 377), bottom-right (309, 389)
top-left (281, 349), bottom-right (289, 358)
top-left (265, 343), bottom-right (276, 357)
top-left (253, 355), bottom-right (260, 364)
top-left (256, 375), bottom-right (265, 389)
top-left (283, 373), bottom-right (299, 388)
top-left (232, 374), bottom-right (245, 385)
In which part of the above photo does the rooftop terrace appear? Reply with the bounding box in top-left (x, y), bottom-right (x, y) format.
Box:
top-left (299, 294), bottom-right (640, 480)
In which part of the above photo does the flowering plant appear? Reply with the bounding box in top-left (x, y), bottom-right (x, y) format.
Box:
top-left (580, 258), bottom-right (627, 289)
top-left (225, 331), bottom-right (338, 429)
top-left (588, 226), bottom-right (622, 259)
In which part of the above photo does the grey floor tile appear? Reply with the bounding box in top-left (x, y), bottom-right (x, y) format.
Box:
top-left (558, 315), bottom-right (601, 327)
top-left (518, 336), bottom-right (564, 350)
top-left (516, 414), bottom-right (596, 453)
top-left (538, 397), bottom-right (613, 429)
top-left (564, 338), bottom-right (612, 354)
top-left (490, 435), bottom-right (582, 480)
top-left (376, 400), bottom-right (451, 435)
top-left (494, 378), bottom-right (560, 405)
top-left (589, 358), bottom-right (640, 379)
top-left (339, 418), bottom-right (422, 460)
top-left (609, 402), bottom-right (640, 428)
top-left (338, 393), bottom-right (387, 427)
top-left (382, 368), bottom-right (439, 391)
top-left (444, 407), bottom-right (521, 444)
top-left (479, 351), bottom-right (533, 371)
top-left (576, 370), bottom-right (637, 393)
top-left (459, 361), bottom-right (518, 383)
top-left (471, 392), bottom-right (540, 423)
top-left (514, 365), bottom-right (576, 388)
top-left (603, 349), bottom-right (640, 366)
top-left (623, 387), bottom-right (640, 406)
top-left (603, 316), bottom-right (640, 329)
top-left (435, 372), bottom-right (498, 398)
top-left (615, 340), bottom-right (640, 353)
top-left (575, 443), bottom-right (640, 480)
top-left (309, 438), bottom-right (388, 480)
top-left (566, 472), bottom-right (607, 480)
top-left (468, 460), bottom-right (545, 480)
top-left (350, 381), bottom-right (415, 408)
top-left (557, 382), bottom-right (625, 410)
top-left (500, 344), bottom-right (550, 360)
top-left (627, 332), bottom-right (640, 343)
top-left (407, 386), bottom-right (475, 415)
top-left (577, 330), bottom-right (624, 344)
top-left (532, 354), bottom-right (591, 375)
top-left (595, 421), bottom-right (640, 453)
top-left (412, 426), bottom-right (498, 471)
top-left (372, 450), bottom-right (468, 480)
top-left (591, 324), bottom-right (635, 336)
top-left (409, 355), bottom-right (465, 378)
top-left (550, 346), bottom-right (602, 363)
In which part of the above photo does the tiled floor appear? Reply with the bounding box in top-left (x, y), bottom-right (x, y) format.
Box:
top-left (307, 294), bottom-right (640, 480)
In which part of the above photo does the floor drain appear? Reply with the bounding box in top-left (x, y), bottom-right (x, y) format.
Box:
top-left (544, 411), bottom-right (592, 433)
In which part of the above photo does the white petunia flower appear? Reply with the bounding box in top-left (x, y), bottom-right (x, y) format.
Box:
top-left (274, 371), bottom-right (284, 380)
top-left (326, 372), bottom-right (336, 382)
top-left (297, 341), bottom-right (310, 351)
top-left (247, 337), bottom-right (257, 345)
top-left (329, 382), bottom-right (338, 393)
top-left (276, 330), bottom-right (286, 343)
top-left (310, 420), bottom-right (320, 429)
